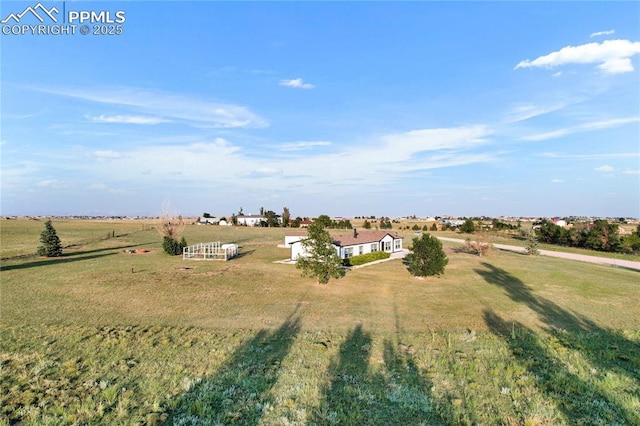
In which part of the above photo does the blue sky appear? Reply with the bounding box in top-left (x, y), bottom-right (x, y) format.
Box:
top-left (1, 1), bottom-right (639, 218)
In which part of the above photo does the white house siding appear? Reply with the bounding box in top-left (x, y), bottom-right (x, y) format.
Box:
top-left (290, 240), bottom-right (340, 260)
top-left (237, 216), bottom-right (264, 226)
top-left (284, 235), bottom-right (306, 248)
top-left (288, 231), bottom-right (402, 261)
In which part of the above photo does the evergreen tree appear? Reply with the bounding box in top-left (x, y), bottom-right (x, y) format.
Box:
top-left (525, 229), bottom-right (540, 255)
top-left (363, 220), bottom-right (371, 229)
top-left (162, 236), bottom-right (187, 255)
top-left (404, 233), bottom-right (448, 277)
top-left (37, 220), bottom-right (63, 257)
top-left (296, 221), bottom-right (345, 284)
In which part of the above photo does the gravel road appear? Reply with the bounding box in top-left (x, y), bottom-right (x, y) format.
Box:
top-left (437, 237), bottom-right (640, 271)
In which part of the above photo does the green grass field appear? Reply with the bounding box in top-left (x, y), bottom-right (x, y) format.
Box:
top-left (1, 219), bottom-right (639, 425)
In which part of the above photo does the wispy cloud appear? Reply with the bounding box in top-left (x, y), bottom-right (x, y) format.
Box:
top-left (515, 39), bottom-right (640, 74)
top-left (89, 150), bottom-right (125, 160)
top-left (380, 125), bottom-right (491, 153)
top-left (590, 29), bottom-right (615, 38)
top-left (595, 165), bottom-right (615, 172)
top-left (551, 178), bottom-right (564, 183)
top-left (538, 152), bottom-right (640, 160)
top-left (36, 179), bottom-right (67, 188)
top-left (622, 169), bottom-right (640, 175)
top-left (74, 126), bottom-right (498, 195)
top-left (522, 117), bottom-right (640, 142)
top-left (276, 141), bottom-right (331, 151)
top-left (279, 78), bottom-right (315, 89)
top-left (87, 114), bottom-right (170, 125)
top-left (503, 101), bottom-right (572, 123)
top-left (249, 167), bottom-right (283, 177)
top-left (34, 86), bottom-right (269, 129)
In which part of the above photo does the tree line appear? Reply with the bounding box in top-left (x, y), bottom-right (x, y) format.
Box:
top-left (535, 219), bottom-right (640, 254)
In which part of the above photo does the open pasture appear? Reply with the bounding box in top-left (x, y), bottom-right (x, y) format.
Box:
top-left (1, 220), bottom-right (639, 425)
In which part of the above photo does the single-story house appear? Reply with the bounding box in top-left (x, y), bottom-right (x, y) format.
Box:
top-left (288, 229), bottom-right (403, 261)
top-left (237, 215), bottom-right (265, 226)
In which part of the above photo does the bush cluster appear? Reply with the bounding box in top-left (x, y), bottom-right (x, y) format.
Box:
top-left (343, 251), bottom-right (390, 266)
top-left (163, 236), bottom-right (187, 255)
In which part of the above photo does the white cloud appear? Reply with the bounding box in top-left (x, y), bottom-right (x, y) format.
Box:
top-left (36, 179), bottom-right (67, 188)
top-left (551, 178), bottom-right (564, 183)
top-left (595, 165), bottom-right (615, 172)
top-left (279, 78), bottom-right (315, 89)
top-left (35, 86), bottom-right (269, 129)
top-left (277, 141), bottom-right (331, 151)
top-left (622, 169), bottom-right (640, 175)
top-left (522, 117), bottom-right (640, 142)
top-left (539, 152), bottom-right (640, 160)
top-left (90, 150), bottom-right (124, 159)
top-left (87, 114), bottom-right (169, 125)
top-left (503, 101), bottom-right (571, 123)
top-left (250, 167), bottom-right (283, 177)
top-left (380, 125), bottom-right (490, 153)
top-left (597, 57), bottom-right (634, 74)
top-left (515, 39), bottom-right (640, 74)
top-left (590, 30), bottom-right (615, 38)
top-left (88, 183), bottom-right (108, 190)
top-left (552, 71), bottom-right (563, 78)
top-left (76, 126), bottom-right (497, 197)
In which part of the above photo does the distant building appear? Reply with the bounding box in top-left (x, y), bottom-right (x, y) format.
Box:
top-left (237, 215), bottom-right (265, 226)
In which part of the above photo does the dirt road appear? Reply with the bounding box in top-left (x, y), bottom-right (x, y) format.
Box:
top-left (437, 237), bottom-right (640, 271)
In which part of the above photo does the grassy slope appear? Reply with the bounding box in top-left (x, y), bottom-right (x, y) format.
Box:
top-left (1, 220), bottom-right (639, 425)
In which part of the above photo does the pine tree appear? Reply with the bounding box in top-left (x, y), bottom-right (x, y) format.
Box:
top-left (404, 233), bottom-right (448, 277)
top-left (37, 220), bottom-right (63, 257)
top-left (525, 230), bottom-right (540, 255)
top-left (296, 221), bottom-right (345, 284)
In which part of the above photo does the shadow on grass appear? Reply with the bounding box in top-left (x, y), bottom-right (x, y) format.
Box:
top-left (312, 324), bottom-right (444, 424)
top-left (478, 262), bottom-right (639, 424)
top-left (235, 248), bottom-right (255, 259)
top-left (65, 242), bottom-right (154, 258)
top-left (164, 309), bottom-right (301, 425)
top-left (0, 252), bottom-right (117, 271)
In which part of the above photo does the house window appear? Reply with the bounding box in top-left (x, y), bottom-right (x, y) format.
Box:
top-left (384, 241), bottom-right (391, 251)
top-left (359, 245), bottom-right (364, 255)
top-left (344, 247), bottom-right (354, 258)
top-left (370, 243), bottom-right (378, 252)
top-left (394, 240), bottom-right (402, 250)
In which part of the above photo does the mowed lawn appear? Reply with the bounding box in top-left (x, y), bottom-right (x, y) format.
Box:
top-left (1, 220), bottom-right (639, 425)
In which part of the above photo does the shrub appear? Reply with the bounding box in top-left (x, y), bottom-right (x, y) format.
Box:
top-left (460, 219), bottom-right (476, 234)
top-left (343, 251), bottom-right (391, 266)
top-left (464, 235), bottom-right (493, 257)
